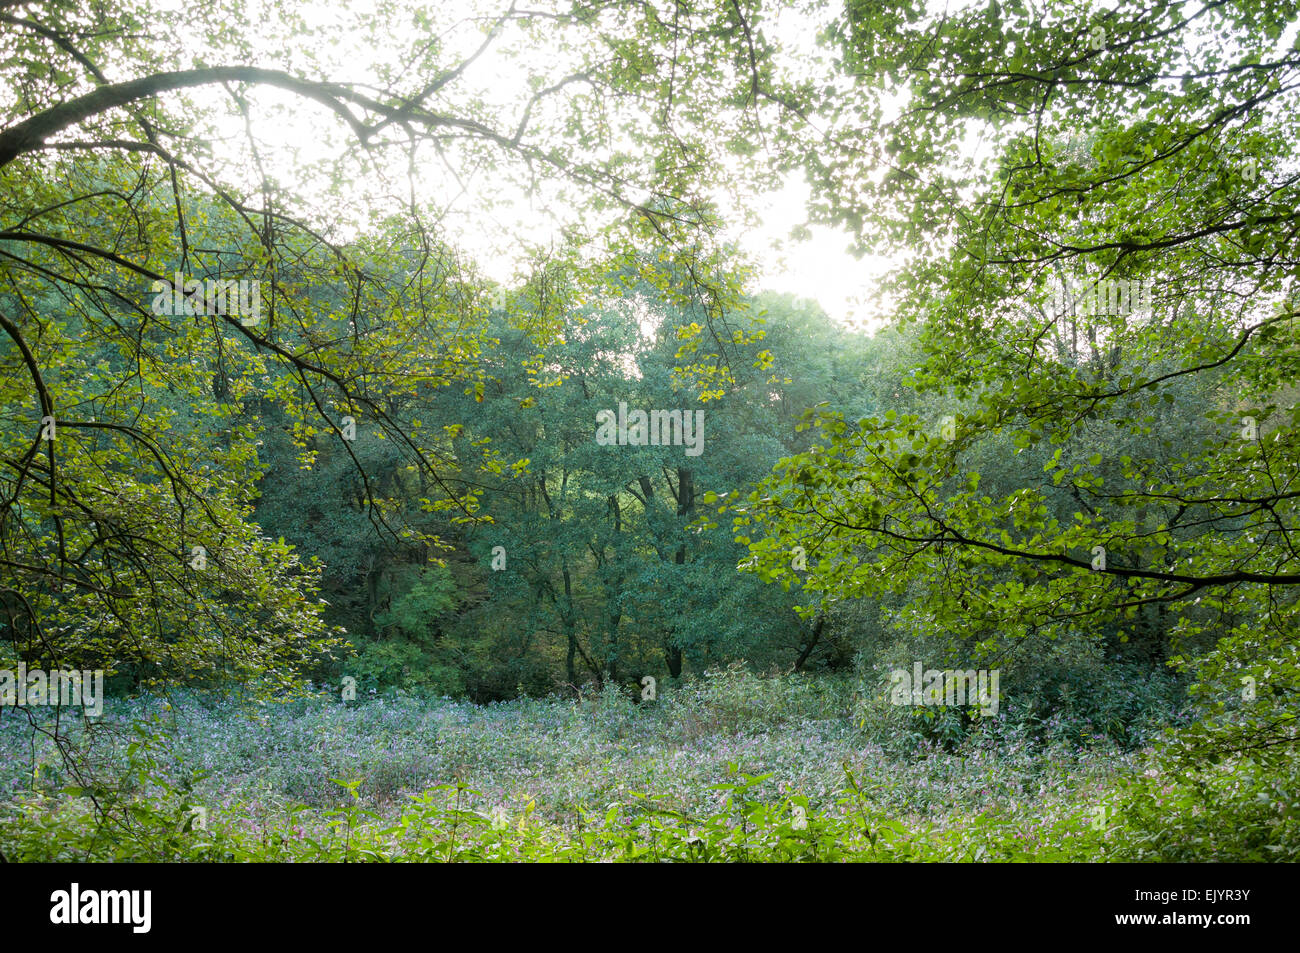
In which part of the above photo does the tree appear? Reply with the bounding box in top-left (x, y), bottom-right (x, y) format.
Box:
top-left (735, 0), bottom-right (1300, 764)
top-left (0, 0), bottom-right (791, 704)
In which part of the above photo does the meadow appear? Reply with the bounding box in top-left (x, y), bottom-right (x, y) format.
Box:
top-left (3, 667), bottom-right (1290, 862)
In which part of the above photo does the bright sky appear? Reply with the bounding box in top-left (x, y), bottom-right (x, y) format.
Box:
top-left (737, 178), bottom-right (896, 333)
top-left (114, 0), bottom-right (1300, 336)
top-left (138, 0), bottom-right (896, 333)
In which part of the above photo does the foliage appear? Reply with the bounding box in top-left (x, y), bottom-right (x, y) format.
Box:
top-left (2, 0), bottom-right (1296, 864)
top-left (2, 675), bottom-right (1291, 862)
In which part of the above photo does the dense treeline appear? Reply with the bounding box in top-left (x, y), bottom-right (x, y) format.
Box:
top-left (252, 283), bottom-right (889, 700)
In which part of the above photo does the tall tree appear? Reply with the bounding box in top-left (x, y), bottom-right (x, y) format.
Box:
top-left (738, 0), bottom-right (1300, 765)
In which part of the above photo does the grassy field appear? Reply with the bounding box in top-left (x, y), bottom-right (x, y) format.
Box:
top-left (0, 668), bottom-right (1292, 861)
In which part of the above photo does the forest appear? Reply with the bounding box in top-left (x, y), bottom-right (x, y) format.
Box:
top-left (0, 0), bottom-right (1296, 864)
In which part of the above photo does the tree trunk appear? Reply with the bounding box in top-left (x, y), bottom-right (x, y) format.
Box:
top-left (794, 612), bottom-right (827, 671)
top-left (664, 467), bottom-right (693, 679)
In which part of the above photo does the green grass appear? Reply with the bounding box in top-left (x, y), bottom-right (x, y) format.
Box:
top-left (0, 669), bottom-right (1294, 861)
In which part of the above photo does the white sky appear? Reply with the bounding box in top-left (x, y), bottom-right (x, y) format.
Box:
top-left (86, 0), bottom-right (1300, 335)
top-left (134, 0), bottom-right (897, 333)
